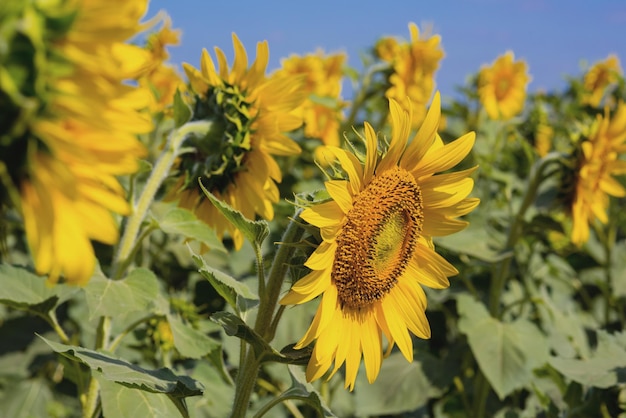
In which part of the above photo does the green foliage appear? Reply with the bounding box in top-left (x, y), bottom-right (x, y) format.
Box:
top-left (83, 267), bottom-right (159, 319)
top-left (190, 246), bottom-right (258, 314)
top-left (155, 207), bottom-right (227, 253)
top-left (2, 11), bottom-right (626, 418)
top-left (198, 179), bottom-right (270, 247)
top-left (458, 294), bottom-right (549, 399)
top-left (40, 336), bottom-right (204, 397)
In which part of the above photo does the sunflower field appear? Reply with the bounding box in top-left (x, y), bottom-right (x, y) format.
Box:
top-left (2, 1), bottom-right (626, 417)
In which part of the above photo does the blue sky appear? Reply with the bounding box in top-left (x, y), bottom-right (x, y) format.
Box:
top-left (148, 0), bottom-right (626, 99)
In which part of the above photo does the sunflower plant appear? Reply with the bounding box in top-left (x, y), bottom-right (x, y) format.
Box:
top-left (2, 4), bottom-right (626, 418)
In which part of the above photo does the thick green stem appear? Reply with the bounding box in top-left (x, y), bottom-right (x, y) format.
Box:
top-left (113, 121), bottom-right (212, 278)
top-left (254, 212), bottom-right (304, 340)
top-left (229, 213), bottom-right (305, 418)
top-left (230, 352), bottom-right (262, 418)
top-left (594, 221), bottom-right (616, 326)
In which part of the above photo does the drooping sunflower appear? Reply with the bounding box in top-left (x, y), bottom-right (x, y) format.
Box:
top-left (280, 92), bottom-right (478, 389)
top-left (381, 22), bottom-right (444, 128)
top-left (168, 34), bottom-right (305, 249)
top-left (569, 101), bottom-right (626, 246)
top-left (478, 51), bottom-right (531, 120)
top-left (581, 54), bottom-right (622, 107)
top-left (277, 51), bottom-right (346, 148)
top-left (0, 0), bottom-right (152, 285)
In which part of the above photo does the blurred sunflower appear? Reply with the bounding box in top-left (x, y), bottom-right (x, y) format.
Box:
top-left (139, 15), bottom-right (186, 114)
top-left (581, 54), bottom-right (622, 107)
top-left (280, 92), bottom-right (478, 389)
top-left (0, 0), bottom-right (152, 285)
top-left (534, 123), bottom-right (554, 158)
top-left (478, 51), bottom-right (531, 120)
top-left (277, 51), bottom-right (346, 149)
top-left (569, 102), bottom-right (626, 246)
top-left (380, 22), bottom-right (444, 128)
top-left (167, 34), bottom-right (305, 249)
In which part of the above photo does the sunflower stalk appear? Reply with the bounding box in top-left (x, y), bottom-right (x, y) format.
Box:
top-left (230, 212), bottom-right (304, 418)
top-left (593, 218), bottom-right (616, 326)
top-left (113, 120), bottom-right (213, 278)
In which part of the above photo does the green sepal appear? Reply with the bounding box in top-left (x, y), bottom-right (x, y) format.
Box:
top-left (173, 88), bottom-right (191, 128)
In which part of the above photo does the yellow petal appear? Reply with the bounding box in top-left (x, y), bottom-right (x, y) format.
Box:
top-left (301, 200), bottom-right (343, 228)
top-left (325, 147), bottom-right (363, 195)
top-left (401, 91), bottom-right (441, 168)
top-left (304, 241), bottom-right (337, 271)
top-left (380, 300), bottom-right (413, 362)
top-left (363, 122), bottom-right (378, 185)
top-left (325, 180), bottom-right (353, 214)
top-left (412, 132), bottom-right (475, 179)
top-left (360, 310), bottom-right (383, 384)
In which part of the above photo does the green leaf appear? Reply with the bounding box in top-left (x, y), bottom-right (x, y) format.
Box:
top-left (354, 352), bottom-right (442, 415)
top-left (83, 268), bottom-right (159, 320)
top-left (40, 336), bottom-right (204, 398)
top-left (435, 217), bottom-right (505, 263)
top-left (549, 330), bottom-right (626, 389)
top-left (0, 264), bottom-right (78, 313)
top-left (267, 365), bottom-right (336, 417)
top-left (156, 207), bottom-right (226, 252)
top-left (173, 88), bottom-right (191, 128)
top-left (457, 294), bottom-right (549, 399)
top-left (167, 314), bottom-right (220, 359)
top-left (190, 246), bottom-right (258, 313)
top-left (536, 285), bottom-right (591, 359)
top-left (189, 361), bottom-right (235, 418)
top-left (211, 311), bottom-right (293, 363)
top-left (97, 374), bottom-right (185, 418)
top-left (198, 179), bottom-right (270, 247)
top-left (0, 378), bottom-right (53, 418)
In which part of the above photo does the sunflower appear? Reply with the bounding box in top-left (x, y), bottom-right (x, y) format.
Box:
top-left (582, 54), bottom-right (622, 107)
top-left (280, 92), bottom-right (478, 389)
top-left (277, 51), bottom-right (346, 148)
top-left (478, 51), bottom-right (531, 120)
top-left (382, 23), bottom-right (444, 128)
top-left (570, 101), bottom-right (626, 246)
top-left (139, 16), bottom-right (186, 114)
top-left (168, 34), bottom-right (305, 249)
top-left (0, 0), bottom-right (152, 285)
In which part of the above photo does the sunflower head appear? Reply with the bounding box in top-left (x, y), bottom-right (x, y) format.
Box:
top-left (582, 54), bottom-right (622, 107)
top-left (383, 22), bottom-right (444, 128)
top-left (566, 101), bottom-right (626, 245)
top-left (280, 92), bottom-right (478, 390)
top-left (169, 34), bottom-right (305, 249)
top-left (1, 0), bottom-right (151, 285)
top-left (478, 51), bottom-right (531, 120)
